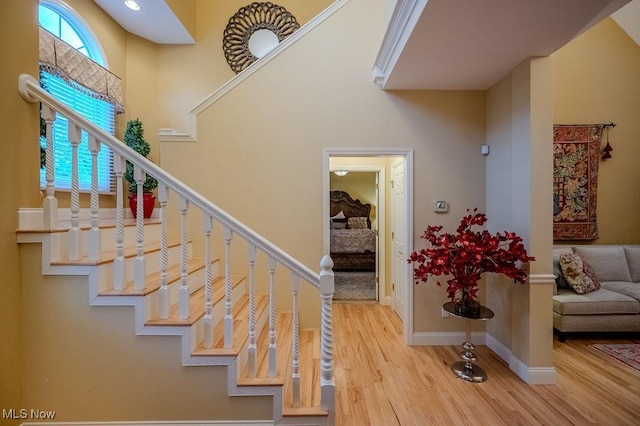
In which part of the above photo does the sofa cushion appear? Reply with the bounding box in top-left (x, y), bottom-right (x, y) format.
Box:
top-left (553, 247), bottom-right (573, 291)
top-left (553, 288), bottom-right (640, 315)
top-left (559, 253), bottom-right (601, 294)
top-left (624, 246), bottom-right (640, 282)
top-left (574, 246), bottom-right (632, 282)
top-left (601, 281), bottom-right (640, 301)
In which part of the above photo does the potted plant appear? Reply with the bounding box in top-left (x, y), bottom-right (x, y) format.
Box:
top-left (408, 208), bottom-right (535, 316)
top-left (123, 118), bottom-right (158, 218)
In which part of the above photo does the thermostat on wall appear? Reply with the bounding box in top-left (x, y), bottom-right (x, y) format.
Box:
top-left (433, 200), bottom-right (448, 213)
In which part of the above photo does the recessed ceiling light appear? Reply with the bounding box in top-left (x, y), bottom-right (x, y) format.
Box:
top-left (124, 0), bottom-right (141, 11)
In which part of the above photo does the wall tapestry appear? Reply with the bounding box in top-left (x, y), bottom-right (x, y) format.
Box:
top-left (553, 124), bottom-right (603, 240)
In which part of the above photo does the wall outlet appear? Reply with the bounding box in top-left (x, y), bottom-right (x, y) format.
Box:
top-left (441, 307), bottom-right (449, 318)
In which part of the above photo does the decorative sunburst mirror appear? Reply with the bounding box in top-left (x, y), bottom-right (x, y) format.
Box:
top-left (223, 2), bottom-right (300, 74)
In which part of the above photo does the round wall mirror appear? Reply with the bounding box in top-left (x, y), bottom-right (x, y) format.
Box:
top-left (223, 2), bottom-right (300, 74)
top-left (248, 29), bottom-right (280, 59)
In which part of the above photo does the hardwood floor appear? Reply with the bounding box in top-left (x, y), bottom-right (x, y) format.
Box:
top-left (333, 302), bottom-right (640, 425)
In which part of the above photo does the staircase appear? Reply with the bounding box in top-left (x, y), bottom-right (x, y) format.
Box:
top-left (17, 74), bottom-right (335, 425)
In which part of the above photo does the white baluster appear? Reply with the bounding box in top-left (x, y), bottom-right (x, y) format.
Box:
top-left (133, 165), bottom-right (146, 291)
top-left (41, 105), bottom-right (57, 230)
top-left (291, 274), bottom-right (300, 407)
top-left (320, 255), bottom-right (335, 412)
top-left (178, 197), bottom-right (190, 320)
top-left (268, 256), bottom-right (277, 378)
top-left (67, 123), bottom-right (82, 260)
top-left (158, 184), bottom-right (170, 318)
top-left (203, 213), bottom-right (214, 348)
top-left (224, 227), bottom-right (233, 349)
top-left (87, 136), bottom-right (101, 261)
top-left (112, 154), bottom-right (126, 290)
top-left (247, 243), bottom-right (257, 377)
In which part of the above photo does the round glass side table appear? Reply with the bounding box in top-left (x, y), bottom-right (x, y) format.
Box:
top-left (443, 301), bottom-right (494, 382)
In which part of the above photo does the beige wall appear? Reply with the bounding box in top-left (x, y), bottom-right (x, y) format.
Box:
top-left (553, 18), bottom-right (640, 245)
top-left (0, 1), bottom-right (39, 422)
top-left (485, 56), bottom-right (555, 376)
top-left (157, 0), bottom-right (334, 132)
top-left (161, 0), bottom-right (487, 331)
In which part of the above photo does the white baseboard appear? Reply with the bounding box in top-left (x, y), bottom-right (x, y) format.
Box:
top-left (412, 332), bottom-right (486, 346)
top-left (486, 333), bottom-right (556, 384)
top-left (485, 333), bottom-right (511, 363)
top-left (508, 355), bottom-right (557, 385)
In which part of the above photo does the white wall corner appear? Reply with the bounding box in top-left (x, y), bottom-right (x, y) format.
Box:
top-left (508, 354), bottom-right (556, 385)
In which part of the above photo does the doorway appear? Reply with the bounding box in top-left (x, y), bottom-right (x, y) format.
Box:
top-left (324, 149), bottom-right (414, 343)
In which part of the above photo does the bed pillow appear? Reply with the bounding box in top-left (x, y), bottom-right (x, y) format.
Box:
top-left (347, 217), bottom-right (368, 229)
top-left (559, 253), bottom-right (600, 294)
top-left (331, 211), bottom-right (347, 229)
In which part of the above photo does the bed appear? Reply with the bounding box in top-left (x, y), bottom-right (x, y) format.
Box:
top-left (329, 190), bottom-right (376, 271)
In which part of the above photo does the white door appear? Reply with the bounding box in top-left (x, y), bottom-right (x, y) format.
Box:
top-left (391, 160), bottom-right (406, 320)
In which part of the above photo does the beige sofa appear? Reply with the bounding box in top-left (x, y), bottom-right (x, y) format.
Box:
top-left (553, 245), bottom-right (640, 341)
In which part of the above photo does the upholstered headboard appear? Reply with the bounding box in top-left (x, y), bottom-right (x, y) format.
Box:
top-left (329, 190), bottom-right (372, 229)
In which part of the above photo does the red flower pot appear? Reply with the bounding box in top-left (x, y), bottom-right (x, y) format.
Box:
top-left (129, 192), bottom-right (155, 219)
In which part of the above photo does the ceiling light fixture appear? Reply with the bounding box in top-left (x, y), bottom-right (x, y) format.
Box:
top-left (333, 170), bottom-right (349, 177)
top-left (124, 0), bottom-right (141, 11)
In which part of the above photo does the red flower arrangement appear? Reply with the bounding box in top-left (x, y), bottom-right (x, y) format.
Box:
top-left (408, 209), bottom-right (535, 313)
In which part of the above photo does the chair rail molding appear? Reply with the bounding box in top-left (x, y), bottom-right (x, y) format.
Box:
top-left (158, 0), bottom-right (352, 144)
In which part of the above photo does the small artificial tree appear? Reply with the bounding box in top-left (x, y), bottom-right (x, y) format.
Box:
top-left (123, 118), bottom-right (158, 194)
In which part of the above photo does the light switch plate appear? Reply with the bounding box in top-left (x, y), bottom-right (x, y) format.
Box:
top-left (433, 200), bottom-right (448, 213)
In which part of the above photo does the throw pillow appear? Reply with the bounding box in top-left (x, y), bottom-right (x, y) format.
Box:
top-left (552, 256), bottom-right (570, 289)
top-left (559, 253), bottom-right (601, 294)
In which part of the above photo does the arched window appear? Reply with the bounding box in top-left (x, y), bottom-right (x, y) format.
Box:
top-left (39, 1), bottom-right (114, 193)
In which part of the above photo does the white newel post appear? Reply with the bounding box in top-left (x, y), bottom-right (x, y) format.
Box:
top-left (178, 196), bottom-right (190, 320)
top-left (319, 255), bottom-right (335, 412)
top-left (223, 227), bottom-right (234, 349)
top-left (67, 123), bottom-right (82, 260)
top-left (291, 274), bottom-right (301, 408)
top-left (268, 256), bottom-right (277, 378)
top-left (112, 154), bottom-right (126, 290)
top-left (247, 243), bottom-right (257, 377)
top-left (41, 105), bottom-right (57, 230)
top-left (158, 184), bottom-right (170, 318)
top-left (134, 166), bottom-right (146, 291)
top-left (203, 213), bottom-right (214, 348)
top-left (87, 136), bottom-right (101, 261)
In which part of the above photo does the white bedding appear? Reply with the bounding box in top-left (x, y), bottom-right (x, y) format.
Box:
top-left (330, 229), bottom-right (376, 253)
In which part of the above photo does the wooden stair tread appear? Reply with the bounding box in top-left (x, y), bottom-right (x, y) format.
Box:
top-left (51, 239), bottom-right (182, 266)
top-left (145, 275), bottom-right (246, 326)
top-left (238, 312), bottom-right (326, 418)
top-left (192, 293), bottom-right (268, 356)
top-left (99, 258), bottom-right (215, 296)
top-left (282, 406), bottom-right (328, 417)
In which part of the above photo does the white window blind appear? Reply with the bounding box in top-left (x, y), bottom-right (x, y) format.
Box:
top-left (40, 72), bottom-right (114, 193)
